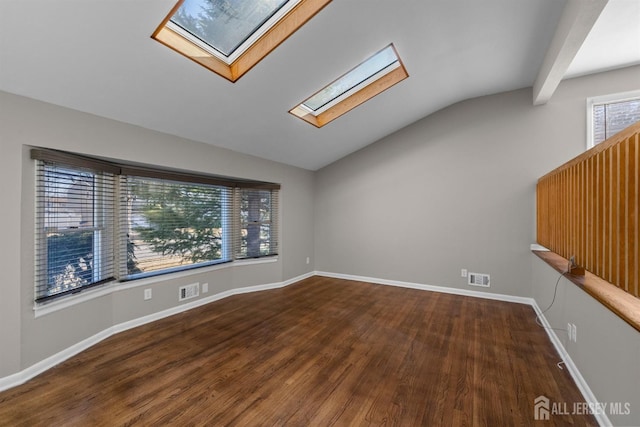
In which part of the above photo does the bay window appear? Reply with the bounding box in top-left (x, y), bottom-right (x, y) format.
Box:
top-left (32, 148), bottom-right (279, 302)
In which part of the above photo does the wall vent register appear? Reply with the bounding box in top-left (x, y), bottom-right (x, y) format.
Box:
top-left (468, 273), bottom-right (490, 287)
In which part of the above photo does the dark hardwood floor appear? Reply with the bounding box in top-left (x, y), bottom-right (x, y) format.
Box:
top-left (0, 276), bottom-right (596, 426)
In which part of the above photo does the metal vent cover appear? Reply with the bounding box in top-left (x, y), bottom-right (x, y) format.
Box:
top-left (468, 273), bottom-right (490, 287)
top-left (179, 283), bottom-right (200, 301)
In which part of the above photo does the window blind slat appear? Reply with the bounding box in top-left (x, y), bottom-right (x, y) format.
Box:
top-left (593, 98), bottom-right (640, 145)
top-left (35, 160), bottom-right (116, 302)
top-left (121, 175), bottom-right (233, 279)
top-left (235, 188), bottom-right (279, 259)
top-left (33, 148), bottom-right (280, 302)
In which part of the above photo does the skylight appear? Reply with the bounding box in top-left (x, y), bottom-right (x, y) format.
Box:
top-left (290, 44), bottom-right (408, 128)
top-left (153, 0), bottom-right (331, 82)
top-left (168, 0), bottom-right (293, 61)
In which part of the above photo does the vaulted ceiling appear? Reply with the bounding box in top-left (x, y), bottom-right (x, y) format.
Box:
top-left (1, 0), bottom-right (638, 170)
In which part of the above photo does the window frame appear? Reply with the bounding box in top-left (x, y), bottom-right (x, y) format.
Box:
top-left (32, 148), bottom-right (280, 304)
top-left (152, 0), bottom-right (331, 82)
top-left (586, 89), bottom-right (640, 149)
top-left (32, 151), bottom-right (119, 303)
top-left (289, 44), bottom-right (409, 128)
top-left (166, 0), bottom-right (300, 63)
top-left (120, 175), bottom-right (234, 281)
top-left (235, 187), bottom-right (279, 259)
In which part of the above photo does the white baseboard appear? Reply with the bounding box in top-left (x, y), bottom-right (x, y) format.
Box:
top-left (315, 271), bottom-right (535, 305)
top-left (1, 269), bottom-right (604, 427)
top-left (0, 271), bottom-right (314, 393)
top-left (531, 302), bottom-right (610, 427)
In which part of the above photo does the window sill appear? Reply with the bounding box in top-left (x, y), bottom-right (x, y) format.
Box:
top-left (33, 257), bottom-right (278, 318)
top-left (533, 250), bottom-right (640, 333)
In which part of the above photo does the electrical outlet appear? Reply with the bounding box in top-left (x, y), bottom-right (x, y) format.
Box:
top-left (461, 269), bottom-right (468, 278)
top-left (306, 257), bottom-right (310, 265)
top-left (202, 283), bottom-right (208, 293)
top-left (144, 289), bottom-right (152, 300)
top-left (567, 323), bottom-right (577, 342)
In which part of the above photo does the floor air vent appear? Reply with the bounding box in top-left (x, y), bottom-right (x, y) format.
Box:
top-left (468, 273), bottom-right (490, 287)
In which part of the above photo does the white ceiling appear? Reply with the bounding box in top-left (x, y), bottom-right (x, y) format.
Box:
top-left (0, 0), bottom-right (638, 170)
top-left (565, 0), bottom-right (640, 78)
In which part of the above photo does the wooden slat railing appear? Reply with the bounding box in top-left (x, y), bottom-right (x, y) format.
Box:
top-left (537, 121), bottom-right (640, 298)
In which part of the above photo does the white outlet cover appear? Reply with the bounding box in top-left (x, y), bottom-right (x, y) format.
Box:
top-left (202, 283), bottom-right (209, 293)
top-left (461, 269), bottom-right (468, 278)
top-left (144, 289), bottom-right (152, 300)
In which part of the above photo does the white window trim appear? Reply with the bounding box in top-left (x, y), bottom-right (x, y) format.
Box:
top-left (33, 256), bottom-right (278, 318)
top-left (302, 61), bottom-right (401, 117)
top-left (586, 89), bottom-right (640, 149)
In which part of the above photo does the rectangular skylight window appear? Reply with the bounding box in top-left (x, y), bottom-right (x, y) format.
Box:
top-left (290, 44), bottom-right (408, 127)
top-left (168, 0), bottom-right (294, 62)
top-left (302, 45), bottom-right (400, 114)
top-left (153, 0), bottom-right (331, 82)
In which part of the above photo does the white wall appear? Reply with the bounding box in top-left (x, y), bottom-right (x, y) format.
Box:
top-left (0, 90), bottom-right (315, 377)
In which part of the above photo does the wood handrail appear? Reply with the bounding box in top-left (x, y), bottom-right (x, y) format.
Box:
top-left (537, 121), bottom-right (639, 298)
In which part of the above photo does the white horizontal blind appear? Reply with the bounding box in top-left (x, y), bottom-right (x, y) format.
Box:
top-left (593, 98), bottom-right (640, 145)
top-left (33, 148), bottom-right (280, 301)
top-left (235, 188), bottom-right (279, 259)
top-left (121, 175), bottom-right (233, 279)
top-left (34, 160), bottom-right (116, 301)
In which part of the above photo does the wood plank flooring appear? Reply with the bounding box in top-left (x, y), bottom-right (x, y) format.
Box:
top-left (0, 276), bottom-right (596, 426)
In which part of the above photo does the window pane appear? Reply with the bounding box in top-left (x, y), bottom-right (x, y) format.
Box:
top-left (593, 104), bottom-right (606, 146)
top-left (124, 176), bottom-right (230, 277)
top-left (238, 188), bottom-right (277, 258)
top-left (593, 99), bottom-right (640, 145)
top-left (35, 163), bottom-right (115, 300)
top-left (171, 0), bottom-right (289, 57)
top-left (605, 100), bottom-right (640, 140)
top-left (303, 45), bottom-right (399, 112)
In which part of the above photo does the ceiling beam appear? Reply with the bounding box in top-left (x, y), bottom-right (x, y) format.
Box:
top-left (532, 0), bottom-right (609, 106)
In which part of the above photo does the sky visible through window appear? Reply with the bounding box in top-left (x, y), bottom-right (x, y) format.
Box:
top-left (171, 0), bottom-right (289, 57)
top-left (303, 45), bottom-right (400, 112)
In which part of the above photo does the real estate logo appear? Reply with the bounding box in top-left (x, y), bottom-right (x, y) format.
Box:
top-left (534, 395), bottom-right (550, 420)
top-left (534, 395), bottom-right (631, 420)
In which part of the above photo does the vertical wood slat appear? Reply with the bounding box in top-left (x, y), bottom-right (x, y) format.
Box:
top-left (587, 157), bottom-right (596, 272)
top-left (536, 121), bottom-right (640, 298)
top-left (620, 139), bottom-right (628, 293)
top-left (602, 148), bottom-right (610, 282)
top-left (596, 150), bottom-right (604, 278)
top-left (629, 134), bottom-right (638, 297)
top-left (611, 144), bottom-right (617, 285)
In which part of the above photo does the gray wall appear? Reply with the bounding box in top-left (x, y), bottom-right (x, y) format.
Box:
top-left (532, 256), bottom-right (639, 426)
top-left (314, 64), bottom-right (640, 424)
top-left (314, 65), bottom-right (640, 297)
top-left (2, 63), bottom-right (639, 423)
top-left (0, 91), bottom-right (315, 376)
